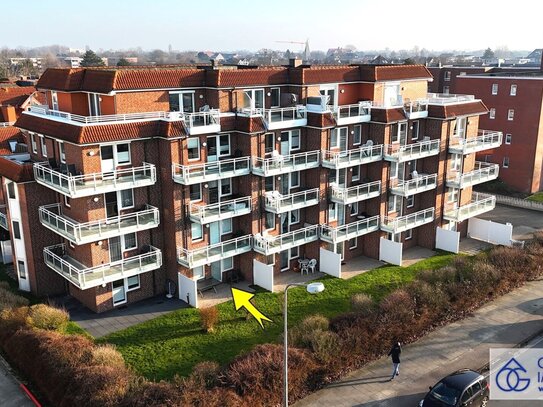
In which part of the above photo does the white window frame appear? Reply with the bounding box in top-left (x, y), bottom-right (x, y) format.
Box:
top-left (221, 218), bottom-right (233, 235)
top-left (290, 209), bottom-right (300, 225)
top-left (222, 257), bottom-right (234, 272)
top-left (244, 88), bottom-right (265, 110)
top-left (88, 93), bottom-right (101, 116)
top-left (270, 87), bottom-right (281, 108)
top-left (12, 220), bottom-right (21, 239)
top-left (218, 134), bottom-right (231, 157)
top-left (126, 275), bottom-right (140, 291)
top-left (187, 137), bottom-right (200, 161)
top-left (193, 266), bottom-right (205, 280)
top-left (51, 91), bottom-right (59, 110)
top-left (58, 141), bottom-right (66, 163)
top-left (392, 122), bottom-right (407, 144)
top-left (121, 233), bottom-right (137, 252)
top-left (352, 165), bottom-right (360, 182)
top-left (189, 184), bottom-right (202, 202)
top-left (405, 229), bottom-right (413, 240)
top-left (115, 143), bottom-right (131, 165)
top-left (411, 121), bottom-right (419, 141)
top-left (348, 237), bottom-right (357, 250)
top-left (191, 222), bottom-right (203, 242)
top-left (169, 90), bottom-right (196, 113)
top-left (407, 195), bottom-right (415, 208)
top-left (443, 86), bottom-right (450, 95)
top-left (117, 189), bottom-right (134, 210)
top-left (30, 133), bottom-right (37, 154)
top-left (507, 109), bottom-right (515, 121)
top-left (491, 83), bottom-right (498, 95)
top-left (64, 195), bottom-right (71, 208)
top-left (388, 195), bottom-right (398, 214)
top-left (503, 157), bottom-right (510, 168)
top-left (448, 188), bottom-right (459, 204)
top-left (510, 84), bottom-right (517, 96)
top-left (353, 125), bottom-right (362, 146)
top-left (289, 130), bottom-right (300, 151)
top-left (390, 161), bottom-right (399, 179)
top-left (505, 134), bottom-right (512, 145)
top-left (330, 127), bottom-right (347, 149)
top-left (289, 246), bottom-right (299, 260)
top-left (264, 133), bottom-right (275, 157)
top-left (17, 260), bottom-right (26, 280)
top-left (350, 201), bottom-right (358, 216)
top-left (328, 203), bottom-right (337, 221)
top-left (450, 154), bottom-right (461, 172)
top-left (289, 171), bottom-right (300, 189)
top-left (444, 71), bottom-right (451, 82)
top-left (7, 182), bottom-right (16, 200)
top-left (220, 178), bottom-right (232, 197)
top-left (489, 108), bottom-right (496, 119)
top-left (39, 135), bottom-right (47, 157)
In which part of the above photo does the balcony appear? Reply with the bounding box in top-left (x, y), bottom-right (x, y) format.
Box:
top-left (381, 207), bottom-right (435, 234)
top-left (44, 244), bottom-right (162, 290)
top-left (260, 106), bottom-right (307, 130)
top-left (172, 157), bottom-right (251, 185)
top-left (320, 215), bottom-right (380, 244)
top-left (189, 196), bottom-right (252, 224)
top-left (446, 162), bottom-right (500, 189)
top-left (0, 205), bottom-right (7, 231)
top-left (177, 235), bottom-right (252, 268)
top-left (389, 173), bottom-right (438, 197)
top-left (252, 150), bottom-right (320, 177)
top-left (321, 145), bottom-right (383, 169)
top-left (253, 225), bottom-right (319, 255)
top-left (427, 93), bottom-right (475, 105)
top-left (330, 181), bottom-right (381, 205)
top-left (33, 162), bottom-right (157, 198)
top-left (384, 139), bottom-right (440, 162)
top-left (26, 106), bottom-right (220, 135)
top-left (264, 188), bottom-right (320, 214)
top-left (443, 193), bottom-right (496, 223)
top-left (448, 130), bottom-right (503, 155)
top-left (331, 102), bottom-right (372, 125)
top-left (39, 203), bottom-right (160, 245)
top-left (404, 98), bottom-right (429, 119)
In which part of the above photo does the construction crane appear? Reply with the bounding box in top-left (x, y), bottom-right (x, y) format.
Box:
top-left (275, 40), bottom-right (306, 46)
top-left (275, 40), bottom-right (310, 60)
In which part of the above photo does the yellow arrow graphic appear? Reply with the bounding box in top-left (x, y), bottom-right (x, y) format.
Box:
top-left (231, 287), bottom-right (273, 329)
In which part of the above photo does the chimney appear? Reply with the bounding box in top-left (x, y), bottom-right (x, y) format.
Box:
top-left (289, 58), bottom-right (302, 68)
top-left (0, 106), bottom-right (17, 123)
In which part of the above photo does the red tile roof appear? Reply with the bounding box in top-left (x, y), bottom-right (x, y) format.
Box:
top-left (0, 156), bottom-right (33, 182)
top-left (0, 127), bottom-right (25, 155)
top-left (371, 108), bottom-right (406, 123)
top-left (363, 65), bottom-right (433, 81)
top-left (302, 66), bottom-right (360, 85)
top-left (0, 86), bottom-right (37, 107)
top-left (428, 101), bottom-right (488, 119)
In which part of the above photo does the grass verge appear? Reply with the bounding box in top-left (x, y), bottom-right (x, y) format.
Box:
top-left (527, 192), bottom-right (543, 202)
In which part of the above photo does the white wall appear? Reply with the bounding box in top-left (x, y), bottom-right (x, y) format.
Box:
top-left (320, 248), bottom-right (341, 278)
top-left (379, 237), bottom-right (403, 266)
top-left (1, 240), bottom-right (12, 264)
top-left (5, 179), bottom-right (29, 292)
top-left (468, 218), bottom-right (513, 246)
top-left (178, 273), bottom-right (198, 308)
top-left (435, 227), bottom-right (460, 253)
top-left (253, 260), bottom-right (274, 292)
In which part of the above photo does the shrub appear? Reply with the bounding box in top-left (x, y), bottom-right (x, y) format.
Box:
top-left (417, 266), bottom-right (457, 286)
top-left (308, 330), bottom-right (340, 364)
top-left (118, 381), bottom-right (182, 407)
top-left (199, 306), bottom-right (219, 333)
top-left (0, 287), bottom-right (29, 310)
top-left (0, 281), bottom-right (11, 290)
top-left (26, 304), bottom-right (69, 331)
top-left (91, 344), bottom-right (126, 368)
top-left (379, 289), bottom-right (415, 323)
top-left (189, 361), bottom-right (220, 389)
top-left (408, 281), bottom-right (449, 315)
top-left (350, 293), bottom-right (375, 315)
top-left (288, 314), bottom-right (329, 348)
top-left (0, 306), bottom-right (30, 343)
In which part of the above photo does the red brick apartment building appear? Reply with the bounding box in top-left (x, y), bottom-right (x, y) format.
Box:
top-left (0, 61), bottom-right (501, 312)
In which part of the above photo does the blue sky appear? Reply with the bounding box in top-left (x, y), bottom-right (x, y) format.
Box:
top-left (2, 0), bottom-right (539, 52)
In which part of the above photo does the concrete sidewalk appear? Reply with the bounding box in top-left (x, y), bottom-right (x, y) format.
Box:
top-left (0, 356), bottom-right (33, 407)
top-left (296, 279), bottom-right (543, 407)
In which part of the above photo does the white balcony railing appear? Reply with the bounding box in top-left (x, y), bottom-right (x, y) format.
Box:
top-left (264, 188), bottom-right (320, 214)
top-left (0, 122), bottom-right (15, 128)
top-left (172, 157), bottom-right (251, 185)
top-left (384, 139), bottom-right (440, 162)
top-left (321, 144), bottom-right (383, 169)
top-left (331, 102), bottom-right (372, 125)
top-left (39, 203), bottom-right (160, 244)
top-left (44, 243), bottom-right (162, 290)
top-left (427, 93), bottom-right (475, 105)
top-left (252, 150), bottom-right (320, 176)
top-left (260, 106), bottom-right (307, 130)
top-left (177, 235), bottom-right (252, 268)
top-left (26, 106), bottom-right (220, 134)
top-left (253, 225), bottom-right (319, 255)
top-left (404, 98), bottom-right (429, 119)
top-left (330, 181), bottom-right (381, 204)
top-left (189, 196), bottom-right (252, 224)
top-left (320, 215), bottom-right (380, 244)
top-left (446, 162), bottom-right (500, 189)
top-left (33, 162), bottom-right (156, 198)
top-left (443, 193), bottom-right (496, 223)
top-left (0, 205), bottom-right (8, 231)
top-left (381, 207), bottom-right (435, 234)
top-left (390, 173), bottom-right (438, 197)
top-left (448, 130), bottom-right (503, 155)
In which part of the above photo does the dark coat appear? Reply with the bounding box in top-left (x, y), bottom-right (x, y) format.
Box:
top-left (388, 344), bottom-right (401, 364)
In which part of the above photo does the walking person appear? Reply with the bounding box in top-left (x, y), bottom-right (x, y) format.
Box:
top-left (388, 341), bottom-right (401, 381)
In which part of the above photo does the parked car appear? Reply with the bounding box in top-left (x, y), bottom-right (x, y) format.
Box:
top-left (419, 369), bottom-right (489, 407)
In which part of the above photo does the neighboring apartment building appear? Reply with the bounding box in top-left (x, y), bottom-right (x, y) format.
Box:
top-left (7, 62), bottom-right (500, 313)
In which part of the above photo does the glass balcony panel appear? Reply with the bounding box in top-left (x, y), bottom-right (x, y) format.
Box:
top-left (252, 150), bottom-right (320, 176)
top-left (177, 235), bottom-right (252, 268)
top-left (448, 130), bottom-right (503, 155)
top-left (330, 181), bottom-right (381, 204)
top-left (189, 196), bottom-right (252, 224)
top-left (320, 215), bottom-right (380, 243)
top-left (332, 102), bottom-right (372, 125)
top-left (446, 162), bottom-right (499, 189)
top-left (264, 188), bottom-right (319, 213)
top-left (443, 193), bottom-right (496, 222)
top-left (390, 173), bottom-right (438, 197)
top-left (381, 208), bottom-right (435, 234)
top-left (253, 225), bottom-right (319, 255)
top-left (322, 145), bottom-right (383, 169)
top-left (172, 157), bottom-right (251, 185)
top-left (384, 139), bottom-right (440, 162)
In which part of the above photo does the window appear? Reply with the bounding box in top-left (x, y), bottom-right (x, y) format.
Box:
top-left (405, 229), bottom-right (413, 240)
top-left (353, 125), bottom-right (362, 145)
top-left (219, 135), bottom-right (231, 156)
top-left (168, 93), bottom-right (180, 112)
top-left (30, 134), bottom-right (37, 153)
top-left (7, 182), bottom-right (15, 199)
top-left (447, 188), bottom-right (459, 204)
top-left (290, 171), bottom-right (300, 188)
top-left (17, 260), bottom-right (26, 279)
top-left (127, 275), bottom-right (140, 291)
top-left (189, 184), bottom-right (202, 201)
top-left (508, 109), bottom-right (515, 121)
top-left (270, 87), bottom-right (280, 107)
top-left (388, 195), bottom-right (399, 213)
top-left (222, 257), bottom-right (234, 271)
top-left (450, 154), bottom-right (461, 172)
top-left (444, 71), bottom-right (451, 81)
top-left (491, 83), bottom-right (498, 95)
top-left (505, 133), bottom-right (512, 145)
top-left (118, 189), bottom-right (134, 209)
top-left (243, 88), bottom-right (264, 110)
top-left (187, 138), bottom-right (200, 160)
top-left (116, 143), bottom-right (130, 165)
top-left (191, 222), bottom-right (203, 241)
top-left (265, 133), bottom-right (274, 156)
top-left (40, 136), bottom-right (47, 157)
top-left (290, 209), bottom-right (300, 225)
top-left (489, 108), bottom-right (496, 119)
top-left (390, 161), bottom-right (398, 179)
top-left (12, 221), bottom-right (21, 239)
top-left (265, 212), bottom-right (275, 229)
top-left (349, 237), bottom-right (357, 250)
top-left (58, 141), bottom-right (66, 163)
top-left (460, 72), bottom-right (467, 76)
top-left (392, 122), bottom-right (407, 143)
top-left (407, 195), bottom-right (415, 208)
top-left (408, 159), bottom-right (417, 173)
top-left (89, 93), bottom-right (101, 116)
top-left (193, 266), bottom-right (204, 280)
top-left (264, 176), bottom-right (274, 192)
top-left (290, 130), bottom-right (300, 151)
top-left (330, 128), bottom-right (347, 149)
top-left (352, 166), bottom-right (360, 182)
top-left (122, 233), bottom-right (137, 251)
top-left (350, 201), bottom-right (358, 216)
top-left (443, 86), bottom-right (450, 95)
top-left (220, 178), bottom-right (232, 196)
top-left (503, 156), bottom-right (510, 168)
top-left (461, 387), bottom-right (474, 403)
top-left (64, 195), bottom-right (71, 208)
top-left (411, 121), bottom-right (419, 141)
top-left (289, 246), bottom-right (299, 259)
top-left (51, 91), bottom-right (59, 110)
top-left (168, 91), bottom-right (195, 113)
top-left (328, 203), bottom-right (337, 221)
top-left (510, 84), bottom-right (517, 96)
top-left (221, 218), bottom-right (233, 235)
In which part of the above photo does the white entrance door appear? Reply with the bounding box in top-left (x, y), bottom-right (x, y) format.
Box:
top-left (112, 279), bottom-right (126, 305)
top-left (109, 236), bottom-right (123, 263)
top-left (100, 145), bottom-right (115, 178)
top-left (210, 221), bottom-right (220, 245)
top-left (280, 137), bottom-right (290, 155)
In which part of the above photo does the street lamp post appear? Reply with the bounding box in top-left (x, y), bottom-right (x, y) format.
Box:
top-left (283, 281), bottom-right (325, 407)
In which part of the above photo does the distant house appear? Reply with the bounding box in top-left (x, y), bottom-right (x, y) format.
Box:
top-left (526, 49), bottom-right (542, 64)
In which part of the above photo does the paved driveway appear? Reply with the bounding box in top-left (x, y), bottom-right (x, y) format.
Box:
top-left (477, 204), bottom-right (543, 240)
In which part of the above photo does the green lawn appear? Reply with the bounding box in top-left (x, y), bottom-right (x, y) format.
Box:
top-left (101, 252), bottom-right (456, 380)
top-left (527, 192), bottom-right (543, 202)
